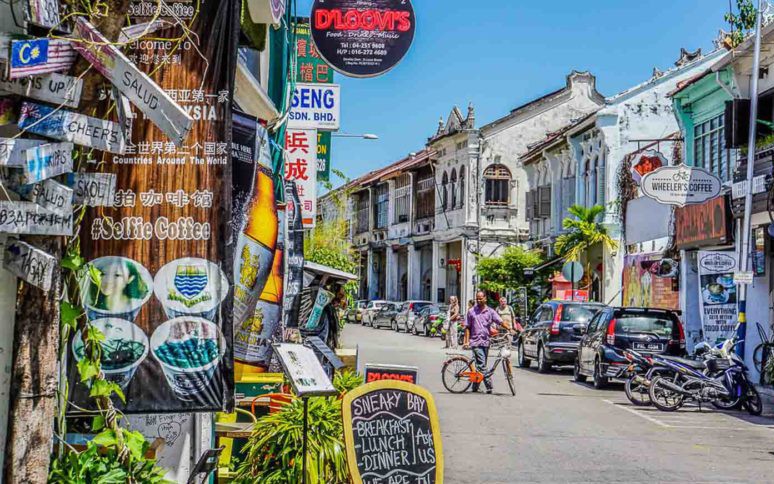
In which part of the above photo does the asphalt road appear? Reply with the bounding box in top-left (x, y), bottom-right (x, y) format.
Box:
top-left (342, 322), bottom-right (774, 483)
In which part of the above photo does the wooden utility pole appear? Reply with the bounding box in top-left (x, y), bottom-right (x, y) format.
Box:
top-left (3, 3), bottom-right (130, 481)
top-left (3, 237), bottom-right (63, 483)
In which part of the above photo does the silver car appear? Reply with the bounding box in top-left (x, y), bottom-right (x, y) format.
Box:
top-left (395, 300), bottom-right (434, 332)
top-left (362, 300), bottom-right (389, 327)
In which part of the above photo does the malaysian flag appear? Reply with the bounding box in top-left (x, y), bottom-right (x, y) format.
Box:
top-left (7, 38), bottom-right (76, 79)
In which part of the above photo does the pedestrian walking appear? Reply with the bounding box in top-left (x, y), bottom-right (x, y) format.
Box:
top-left (444, 296), bottom-right (460, 349)
top-left (462, 291), bottom-right (503, 393)
top-left (496, 297), bottom-right (517, 344)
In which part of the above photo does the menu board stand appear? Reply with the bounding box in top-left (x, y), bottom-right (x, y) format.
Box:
top-left (273, 343), bottom-right (338, 484)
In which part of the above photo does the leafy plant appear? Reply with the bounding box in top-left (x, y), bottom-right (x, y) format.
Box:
top-left (477, 246), bottom-right (545, 294)
top-left (48, 442), bottom-right (170, 484)
top-left (555, 205), bottom-right (618, 263)
top-left (333, 369), bottom-right (364, 395)
top-left (234, 396), bottom-right (349, 484)
top-left (724, 0), bottom-right (757, 49)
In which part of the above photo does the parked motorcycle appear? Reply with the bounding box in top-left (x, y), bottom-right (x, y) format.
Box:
top-left (622, 349), bottom-right (682, 407)
top-left (648, 337), bottom-right (763, 415)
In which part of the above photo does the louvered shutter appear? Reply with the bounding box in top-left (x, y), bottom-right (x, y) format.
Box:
top-left (526, 190), bottom-right (534, 221)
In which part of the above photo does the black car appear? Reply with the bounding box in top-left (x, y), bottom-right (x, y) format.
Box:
top-left (574, 307), bottom-right (686, 389)
top-left (370, 302), bottom-right (401, 329)
top-left (516, 301), bottom-right (606, 373)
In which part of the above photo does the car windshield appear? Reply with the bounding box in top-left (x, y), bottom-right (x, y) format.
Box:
top-left (422, 305), bottom-right (441, 315)
top-left (411, 302), bottom-right (432, 312)
top-left (357, 301), bottom-right (367, 309)
top-left (561, 305), bottom-right (603, 323)
top-left (615, 314), bottom-right (675, 336)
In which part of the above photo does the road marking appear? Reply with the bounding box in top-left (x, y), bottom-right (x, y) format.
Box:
top-left (603, 399), bottom-right (670, 428)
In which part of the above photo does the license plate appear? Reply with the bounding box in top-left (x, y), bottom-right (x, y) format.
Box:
top-left (633, 342), bottom-right (663, 351)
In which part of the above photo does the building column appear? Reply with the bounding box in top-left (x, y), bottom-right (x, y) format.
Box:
top-left (408, 244), bottom-right (420, 299)
top-left (367, 248), bottom-right (377, 300)
top-left (461, 240), bottom-right (475, 305)
top-left (385, 246), bottom-right (396, 301)
top-left (431, 241), bottom-right (448, 303)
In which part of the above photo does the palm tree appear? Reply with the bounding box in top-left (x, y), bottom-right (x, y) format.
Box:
top-left (555, 204), bottom-right (618, 262)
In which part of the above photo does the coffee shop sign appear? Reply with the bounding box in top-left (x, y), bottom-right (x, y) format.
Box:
top-left (641, 164), bottom-right (721, 207)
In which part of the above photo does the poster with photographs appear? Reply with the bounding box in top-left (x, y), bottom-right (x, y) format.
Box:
top-left (67, 0), bottom-right (239, 413)
top-left (622, 253), bottom-right (679, 310)
top-left (697, 251), bottom-right (738, 345)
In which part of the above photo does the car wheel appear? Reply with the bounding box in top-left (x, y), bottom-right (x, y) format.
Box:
top-left (573, 359), bottom-right (587, 383)
top-left (516, 341), bottom-right (531, 368)
top-left (391, 319), bottom-right (397, 331)
top-left (411, 322), bottom-right (418, 335)
top-left (537, 345), bottom-right (552, 374)
top-left (593, 358), bottom-right (608, 390)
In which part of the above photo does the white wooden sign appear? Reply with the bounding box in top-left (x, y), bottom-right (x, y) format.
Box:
top-left (72, 17), bottom-right (193, 146)
top-left (3, 239), bottom-right (57, 291)
top-left (18, 102), bottom-right (126, 154)
top-left (641, 164), bottom-right (722, 207)
top-left (25, 0), bottom-right (63, 30)
top-left (732, 175), bottom-right (767, 199)
top-left (24, 142), bottom-right (73, 184)
top-left (288, 83), bottom-right (340, 130)
top-left (0, 201), bottom-right (72, 235)
top-left (274, 343), bottom-right (336, 397)
top-left (68, 172), bottom-right (116, 207)
top-left (0, 72), bottom-right (83, 109)
top-left (20, 179), bottom-right (73, 215)
top-left (0, 139), bottom-right (46, 166)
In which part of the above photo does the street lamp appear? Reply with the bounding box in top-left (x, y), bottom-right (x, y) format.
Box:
top-left (332, 133), bottom-right (379, 140)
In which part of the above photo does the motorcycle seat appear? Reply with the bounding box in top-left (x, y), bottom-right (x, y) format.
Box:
top-left (658, 355), bottom-right (706, 370)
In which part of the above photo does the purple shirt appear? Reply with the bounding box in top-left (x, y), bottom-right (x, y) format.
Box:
top-left (464, 305), bottom-right (503, 348)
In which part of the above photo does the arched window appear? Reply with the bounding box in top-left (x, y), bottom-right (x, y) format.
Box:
top-left (450, 169), bottom-right (457, 209)
top-left (441, 171), bottom-right (449, 209)
top-left (459, 166), bottom-right (465, 209)
top-left (484, 164), bottom-right (511, 206)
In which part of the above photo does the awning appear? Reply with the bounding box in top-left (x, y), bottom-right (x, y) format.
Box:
top-left (235, 61), bottom-right (280, 123)
top-left (304, 261), bottom-right (358, 282)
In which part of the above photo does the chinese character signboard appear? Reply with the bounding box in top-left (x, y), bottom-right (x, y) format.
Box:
top-left (294, 19), bottom-right (333, 83)
top-left (697, 251), bottom-right (738, 345)
top-left (67, 1), bottom-right (239, 414)
top-left (310, 0), bottom-right (416, 78)
top-left (285, 129), bottom-right (318, 228)
top-left (622, 253), bottom-right (679, 310)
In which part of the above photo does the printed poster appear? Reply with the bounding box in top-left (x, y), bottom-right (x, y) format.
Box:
top-left (67, 0), bottom-right (239, 413)
top-left (697, 251), bottom-right (738, 345)
top-left (622, 253), bottom-right (679, 310)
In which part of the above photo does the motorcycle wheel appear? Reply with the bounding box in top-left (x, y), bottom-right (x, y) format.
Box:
top-left (648, 376), bottom-right (684, 412)
top-left (712, 394), bottom-right (741, 410)
top-left (624, 374), bottom-right (651, 406)
top-left (442, 356), bottom-right (473, 394)
top-left (745, 386), bottom-right (763, 416)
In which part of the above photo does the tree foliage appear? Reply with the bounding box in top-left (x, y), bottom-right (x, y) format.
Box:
top-left (477, 246), bottom-right (545, 293)
top-left (725, 0), bottom-right (757, 48)
top-left (554, 205), bottom-right (618, 262)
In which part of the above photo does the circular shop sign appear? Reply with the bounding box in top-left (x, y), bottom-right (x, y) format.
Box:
top-left (310, 0), bottom-right (416, 78)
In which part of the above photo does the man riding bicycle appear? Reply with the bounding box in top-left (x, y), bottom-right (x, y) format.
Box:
top-left (463, 291), bottom-right (503, 394)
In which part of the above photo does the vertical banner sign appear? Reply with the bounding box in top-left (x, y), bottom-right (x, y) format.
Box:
top-left (310, 0), bottom-right (416, 78)
top-left (317, 131), bottom-right (331, 182)
top-left (285, 129), bottom-right (318, 228)
top-left (231, 110), bottom-right (258, 226)
top-left (284, 181), bottom-right (304, 329)
top-left (622, 254), bottom-right (679, 310)
top-left (697, 251), bottom-right (738, 345)
top-left (293, 19), bottom-right (334, 83)
top-left (67, 1), bottom-right (240, 413)
top-left (342, 380), bottom-right (443, 484)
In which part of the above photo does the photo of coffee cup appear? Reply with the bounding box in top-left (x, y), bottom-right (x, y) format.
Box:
top-left (72, 318), bottom-right (149, 391)
top-left (150, 317), bottom-right (226, 401)
top-left (153, 258), bottom-right (229, 321)
top-left (80, 256), bottom-right (154, 322)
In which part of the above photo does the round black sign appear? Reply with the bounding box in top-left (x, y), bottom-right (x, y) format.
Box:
top-left (310, 0), bottom-right (416, 78)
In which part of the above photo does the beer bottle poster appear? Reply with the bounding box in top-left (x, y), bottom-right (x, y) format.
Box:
top-left (67, 1), bottom-right (239, 413)
top-left (342, 380), bottom-right (444, 483)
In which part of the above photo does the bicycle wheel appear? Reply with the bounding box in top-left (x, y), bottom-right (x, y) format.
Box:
top-left (442, 356), bottom-right (473, 393)
top-left (503, 359), bottom-right (516, 396)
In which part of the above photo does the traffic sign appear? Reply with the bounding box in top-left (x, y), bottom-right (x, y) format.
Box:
top-left (562, 261), bottom-right (583, 283)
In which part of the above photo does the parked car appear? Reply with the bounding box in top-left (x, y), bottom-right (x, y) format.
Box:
top-left (345, 300), bottom-right (368, 323)
top-left (370, 302), bottom-right (401, 329)
top-left (515, 301), bottom-right (606, 373)
top-left (394, 300), bottom-right (434, 332)
top-left (362, 300), bottom-right (389, 327)
top-left (411, 304), bottom-right (448, 337)
top-left (574, 307), bottom-right (686, 389)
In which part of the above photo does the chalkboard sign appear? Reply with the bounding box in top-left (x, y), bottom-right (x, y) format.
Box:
top-left (342, 380), bottom-right (443, 484)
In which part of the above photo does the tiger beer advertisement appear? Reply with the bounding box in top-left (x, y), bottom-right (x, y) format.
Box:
top-left (67, 1), bottom-right (239, 413)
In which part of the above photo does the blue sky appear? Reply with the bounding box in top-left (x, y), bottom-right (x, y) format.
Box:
top-left (296, 0), bottom-right (730, 185)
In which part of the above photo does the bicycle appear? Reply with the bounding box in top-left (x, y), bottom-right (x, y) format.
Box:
top-left (441, 334), bottom-right (516, 396)
top-left (753, 322), bottom-right (774, 384)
